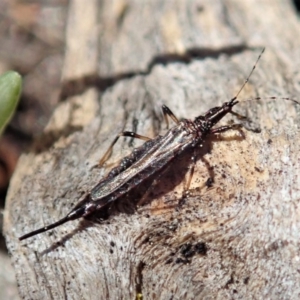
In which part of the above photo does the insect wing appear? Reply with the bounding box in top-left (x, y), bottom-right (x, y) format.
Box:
top-left (90, 125), bottom-right (195, 202)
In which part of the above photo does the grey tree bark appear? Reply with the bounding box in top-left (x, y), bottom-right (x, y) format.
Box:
top-left (4, 0), bottom-right (300, 299)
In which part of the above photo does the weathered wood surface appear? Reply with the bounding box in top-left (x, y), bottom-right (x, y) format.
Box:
top-left (4, 0), bottom-right (300, 299)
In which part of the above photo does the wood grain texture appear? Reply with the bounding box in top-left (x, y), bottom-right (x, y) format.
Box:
top-left (4, 0), bottom-right (300, 299)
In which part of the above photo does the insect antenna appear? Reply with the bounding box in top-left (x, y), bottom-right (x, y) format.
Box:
top-left (240, 96), bottom-right (300, 106)
top-left (231, 48), bottom-right (265, 102)
top-left (231, 48), bottom-right (300, 106)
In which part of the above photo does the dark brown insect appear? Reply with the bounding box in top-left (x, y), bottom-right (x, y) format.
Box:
top-left (19, 49), bottom-right (299, 240)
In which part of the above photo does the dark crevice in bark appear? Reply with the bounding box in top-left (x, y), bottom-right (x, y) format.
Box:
top-left (59, 44), bottom-right (253, 101)
top-left (135, 261), bottom-right (145, 298)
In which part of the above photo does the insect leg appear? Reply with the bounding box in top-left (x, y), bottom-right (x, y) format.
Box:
top-left (137, 159), bottom-right (176, 207)
top-left (229, 111), bottom-right (248, 120)
top-left (136, 176), bottom-right (161, 207)
top-left (179, 152), bottom-right (217, 208)
top-left (211, 123), bottom-right (243, 135)
top-left (200, 156), bottom-right (215, 188)
top-left (162, 105), bottom-right (180, 129)
top-left (176, 147), bottom-right (198, 206)
top-left (99, 131), bottom-right (151, 166)
top-left (186, 155), bottom-right (215, 193)
top-left (185, 151), bottom-right (196, 192)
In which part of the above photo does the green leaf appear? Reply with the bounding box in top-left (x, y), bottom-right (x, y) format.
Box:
top-left (0, 71), bottom-right (22, 135)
